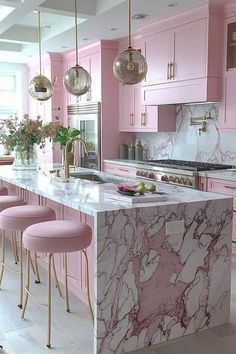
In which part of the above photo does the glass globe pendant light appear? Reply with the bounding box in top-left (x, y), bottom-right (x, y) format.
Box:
top-left (63, 0), bottom-right (91, 96)
top-left (29, 11), bottom-right (54, 101)
top-left (113, 0), bottom-right (148, 85)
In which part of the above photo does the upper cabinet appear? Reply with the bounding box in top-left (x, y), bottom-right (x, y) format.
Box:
top-left (62, 45), bottom-right (102, 118)
top-left (118, 38), bottom-right (176, 133)
top-left (219, 13), bottom-right (236, 132)
top-left (62, 40), bottom-right (127, 167)
top-left (77, 51), bottom-right (101, 103)
top-left (144, 19), bottom-right (207, 86)
top-left (140, 4), bottom-right (223, 105)
top-left (119, 83), bottom-right (176, 132)
top-left (144, 30), bottom-right (172, 85)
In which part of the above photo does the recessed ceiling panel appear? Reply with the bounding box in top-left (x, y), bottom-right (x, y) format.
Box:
top-left (0, 5), bottom-right (14, 22)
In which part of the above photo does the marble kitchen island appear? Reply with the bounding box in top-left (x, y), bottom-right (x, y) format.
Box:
top-left (0, 165), bottom-right (233, 354)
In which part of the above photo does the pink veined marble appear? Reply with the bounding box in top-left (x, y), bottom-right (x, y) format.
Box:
top-left (136, 104), bottom-right (236, 165)
top-left (95, 198), bottom-right (232, 353)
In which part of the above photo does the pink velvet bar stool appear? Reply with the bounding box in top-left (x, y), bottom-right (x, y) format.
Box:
top-left (22, 220), bottom-right (93, 348)
top-left (0, 205), bottom-right (56, 309)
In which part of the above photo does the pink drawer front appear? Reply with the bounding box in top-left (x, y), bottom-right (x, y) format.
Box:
top-left (103, 163), bottom-right (137, 178)
top-left (207, 178), bottom-right (236, 197)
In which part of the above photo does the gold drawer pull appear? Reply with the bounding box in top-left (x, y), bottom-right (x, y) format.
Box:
top-left (130, 113), bottom-right (134, 126)
top-left (141, 113), bottom-right (146, 126)
top-left (170, 62), bottom-right (175, 80)
top-left (167, 63), bottom-right (171, 80)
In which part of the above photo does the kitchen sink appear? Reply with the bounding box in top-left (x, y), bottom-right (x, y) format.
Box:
top-left (69, 172), bottom-right (122, 184)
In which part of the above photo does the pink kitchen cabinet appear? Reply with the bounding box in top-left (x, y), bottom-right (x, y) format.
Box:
top-left (144, 30), bottom-right (172, 85)
top-left (219, 13), bottom-right (236, 132)
top-left (63, 45), bottom-right (101, 113)
top-left (143, 19), bottom-right (206, 86)
top-left (118, 34), bottom-right (176, 133)
top-left (119, 83), bottom-right (176, 132)
top-left (140, 3), bottom-right (223, 105)
top-left (62, 40), bottom-right (129, 168)
top-left (78, 51), bottom-right (101, 104)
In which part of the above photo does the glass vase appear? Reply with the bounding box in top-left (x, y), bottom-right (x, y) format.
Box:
top-left (12, 144), bottom-right (38, 171)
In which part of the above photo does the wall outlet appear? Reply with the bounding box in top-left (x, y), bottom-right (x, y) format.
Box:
top-left (166, 220), bottom-right (185, 235)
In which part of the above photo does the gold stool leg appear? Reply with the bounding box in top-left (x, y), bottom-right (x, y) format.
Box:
top-left (13, 231), bottom-right (19, 263)
top-left (47, 254), bottom-right (53, 348)
top-left (21, 250), bottom-right (30, 319)
top-left (0, 229), bottom-right (6, 286)
top-left (82, 250), bottom-right (94, 323)
top-left (52, 255), bottom-right (62, 298)
top-left (34, 252), bottom-right (41, 284)
top-left (18, 231), bottom-right (23, 309)
top-left (11, 231), bottom-right (18, 264)
top-left (29, 253), bottom-right (36, 274)
top-left (64, 254), bottom-right (70, 312)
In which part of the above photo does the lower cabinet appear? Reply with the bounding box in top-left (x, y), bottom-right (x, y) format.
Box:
top-left (0, 181), bottom-right (94, 305)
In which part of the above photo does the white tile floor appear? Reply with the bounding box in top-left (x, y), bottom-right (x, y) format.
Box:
top-left (1, 242), bottom-right (236, 354)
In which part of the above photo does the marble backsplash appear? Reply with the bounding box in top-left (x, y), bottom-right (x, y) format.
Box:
top-left (136, 104), bottom-right (236, 165)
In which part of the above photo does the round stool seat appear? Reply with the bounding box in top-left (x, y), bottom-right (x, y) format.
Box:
top-left (0, 205), bottom-right (56, 231)
top-left (23, 220), bottom-right (92, 253)
top-left (0, 195), bottom-right (24, 212)
top-left (0, 187), bottom-right (8, 196)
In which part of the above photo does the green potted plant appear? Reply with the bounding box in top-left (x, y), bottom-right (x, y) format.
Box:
top-left (52, 126), bottom-right (80, 165)
top-left (52, 126), bottom-right (80, 149)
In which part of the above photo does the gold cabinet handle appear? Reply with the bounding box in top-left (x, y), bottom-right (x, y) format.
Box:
top-left (130, 113), bottom-right (134, 126)
top-left (167, 63), bottom-right (171, 80)
top-left (170, 62), bottom-right (175, 80)
top-left (141, 113), bottom-right (146, 126)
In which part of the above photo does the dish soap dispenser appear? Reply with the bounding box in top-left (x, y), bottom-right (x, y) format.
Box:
top-left (135, 139), bottom-right (143, 161)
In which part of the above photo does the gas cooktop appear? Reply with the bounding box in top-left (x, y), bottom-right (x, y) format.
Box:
top-left (143, 159), bottom-right (233, 171)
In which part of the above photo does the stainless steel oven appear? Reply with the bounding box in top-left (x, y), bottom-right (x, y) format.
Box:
top-left (135, 159), bottom-right (233, 189)
top-left (68, 102), bottom-right (101, 170)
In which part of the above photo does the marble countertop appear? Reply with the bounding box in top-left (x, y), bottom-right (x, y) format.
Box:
top-left (0, 165), bottom-right (231, 216)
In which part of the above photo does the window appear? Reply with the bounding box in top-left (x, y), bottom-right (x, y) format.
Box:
top-left (0, 72), bottom-right (18, 118)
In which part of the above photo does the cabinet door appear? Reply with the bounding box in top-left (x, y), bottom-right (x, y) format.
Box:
top-left (90, 51), bottom-right (101, 101)
top-left (137, 105), bottom-right (176, 132)
top-left (173, 19), bottom-right (207, 81)
top-left (119, 85), bottom-right (135, 131)
top-left (78, 56), bottom-right (91, 103)
top-left (220, 74), bottom-right (236, 131)
top-left (64, 59), bottom-right (78, 106)
top-left (144, 30), bottom-right (172, 85)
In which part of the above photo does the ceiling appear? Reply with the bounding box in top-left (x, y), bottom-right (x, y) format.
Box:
top-left (0, 0), bottom-right (233, 63)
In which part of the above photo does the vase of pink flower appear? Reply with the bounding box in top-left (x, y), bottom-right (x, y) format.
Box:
top-left (0, 114), bottom-right (59, 170)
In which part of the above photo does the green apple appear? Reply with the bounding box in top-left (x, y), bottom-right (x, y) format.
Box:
top-left (145, 184), bottom-right (156, 192)
top-left (137, 184), bottom-right (145, 195)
